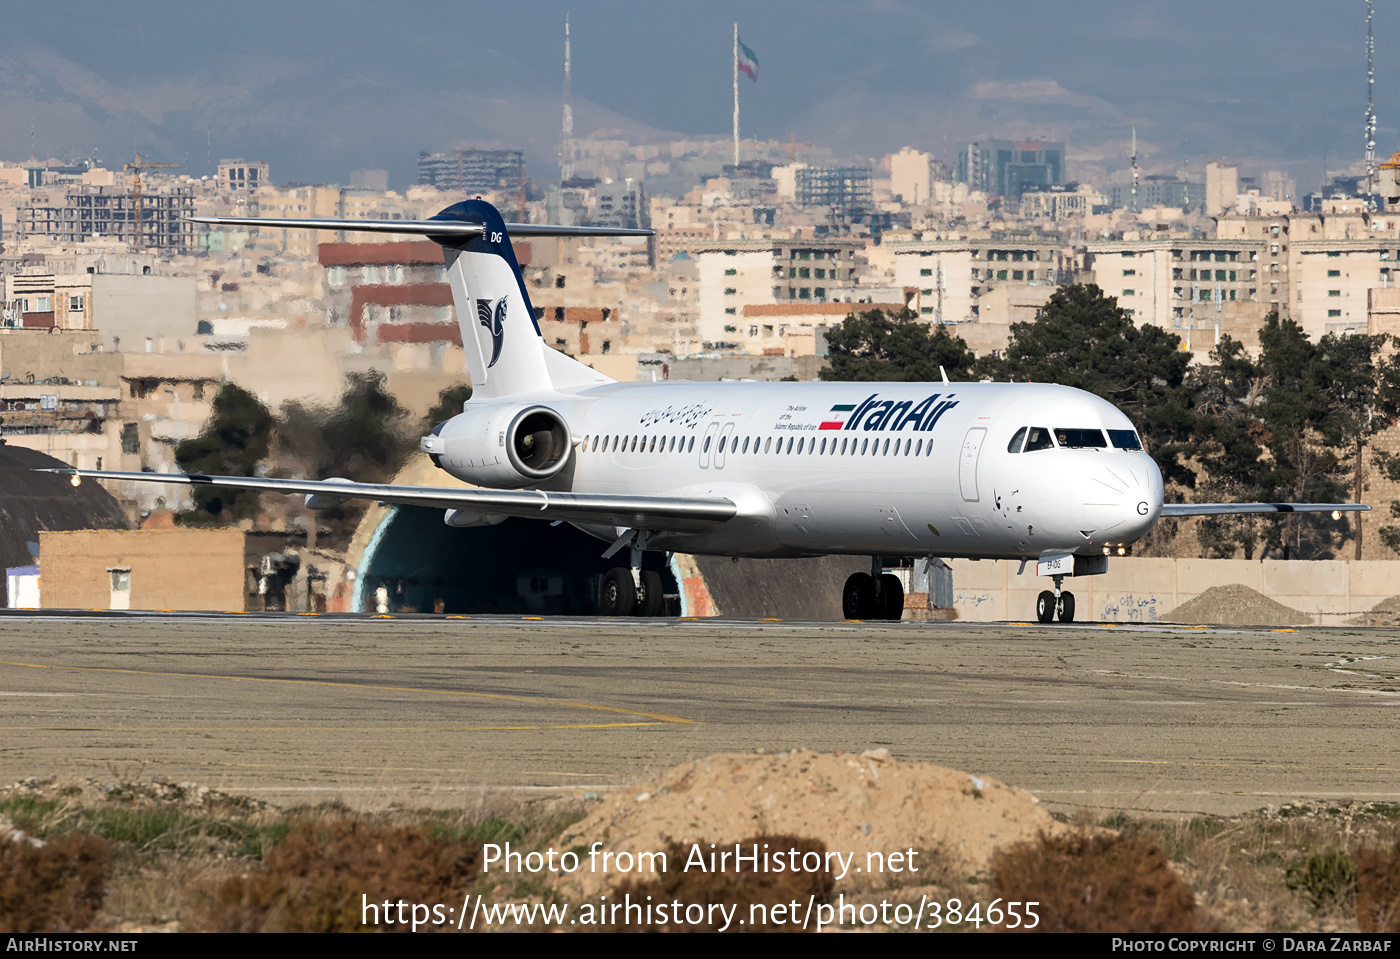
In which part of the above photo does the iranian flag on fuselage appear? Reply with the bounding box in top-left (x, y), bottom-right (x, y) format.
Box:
top-left (819, 402), bottom-right (855, 430)
top-left (737, 38), bottom-right (759, 81)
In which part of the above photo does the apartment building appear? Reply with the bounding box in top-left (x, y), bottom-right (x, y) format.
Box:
top-left (693, 238), bottom-right (862, 347)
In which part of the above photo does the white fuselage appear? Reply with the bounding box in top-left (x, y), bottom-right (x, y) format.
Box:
top-left (436, 380), bottom-right (1164, 560)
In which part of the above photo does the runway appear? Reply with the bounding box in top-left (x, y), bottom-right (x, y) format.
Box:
top-left (0, 613), bottom-right (1397, 816)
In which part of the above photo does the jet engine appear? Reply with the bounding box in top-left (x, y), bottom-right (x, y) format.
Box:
top-left (420, 403), bottom-right (573, 488)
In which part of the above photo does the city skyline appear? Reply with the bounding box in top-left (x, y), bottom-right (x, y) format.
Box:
top-left (0, 2), bottom-right (1392, 191)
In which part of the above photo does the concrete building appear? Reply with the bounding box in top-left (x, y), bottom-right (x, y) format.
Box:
top-left (956, 140), bottom-right (1065, 198)
top-left (1086, 238), bottom-right (1268, 355)
top-left (889, 148), bottom-right (933, 206)
top-left (1, 445), bottom-right (131, 607)
top-left (1206, 162), bottom-right (1239, 217)
top-left (693, 238), bottom-right (862, 347)
top-left (887, 235), bottom-right (1064, 328)
top-left (39, 528), bottom-right (246, 611)
top-left (794, 167), bottom-right (873, 213)
top-left (4, 269), bottom-right (196, 350)
top-left (417, 149), bottom-right (525, 194)
top-left (1105, 176), bottom-right (1203, 211)
top-left (216, 159), bottom-right (269, 197)
top-left (593, 178), bottom-right (646, 231)
top-left (1020, 184), bottom-right (1097, 220)
top-left (16, 185), bottom-right (196, 251)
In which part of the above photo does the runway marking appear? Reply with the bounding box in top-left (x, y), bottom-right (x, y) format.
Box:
top-left (0, 722), bottom-right (669, 732)
top-left (1103, 759), bottom-right (1397, 772)
top-left (0, 659), bottom-right (698, 725)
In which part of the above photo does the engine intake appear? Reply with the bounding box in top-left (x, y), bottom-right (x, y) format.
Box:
top-left (508, 407), bottom-right (570, 480)
top-left (422, 402), bottom-right (574, 488)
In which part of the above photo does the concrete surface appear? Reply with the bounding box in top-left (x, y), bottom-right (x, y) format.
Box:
top-left (0, 613), bottom-right (1396, 818)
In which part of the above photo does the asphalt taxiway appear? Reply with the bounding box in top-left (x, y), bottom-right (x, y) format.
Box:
top-left (0, 613), bottom-right (1396, 816)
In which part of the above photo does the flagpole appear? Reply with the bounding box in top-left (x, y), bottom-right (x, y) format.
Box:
top-left (733, 22), bottom-right (740, 167)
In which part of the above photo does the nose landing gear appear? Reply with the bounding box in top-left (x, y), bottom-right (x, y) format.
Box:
top-left (1035, 574), bottom-right (1075, 624)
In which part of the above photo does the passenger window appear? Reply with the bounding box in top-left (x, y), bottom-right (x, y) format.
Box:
top-left (1055, 428), bottom-right (1107, 449)
top-left (1023, 427), bottom-right (1054, 452)
top-left (765, 437), bottom-right (772, 453)
top-left (915, 439), bottom-right (923, 456)
top-left (703, 437), bottom-right (711, 453)
top-left (742, 436), bottom-right (750, 453)
top-left (1107, 429), bottom-right (1143, 451)
top-left (688, 436), bottom-right (695, 452)
top-left (1007, 427), bottom-right (1027, 454)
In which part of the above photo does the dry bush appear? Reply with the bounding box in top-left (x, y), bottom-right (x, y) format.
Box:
top-left (191, 821), bottom-right (481, 932)
top-left (990, 829), bottom-right (1208, 933)
top-left (0, 832), bottom-right (111, 933)
top-left (1356, 845), bottom-right (1400, 933)
top-left (609, 835), bottom-right (834, 932)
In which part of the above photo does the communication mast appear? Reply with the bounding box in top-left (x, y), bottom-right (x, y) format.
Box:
top-left (1130, 127), bottom-right (1139, 215)
top-left (561, 13), bottom-right (574, 181)
top-left (1366, 0), bottom-right (1378, 195)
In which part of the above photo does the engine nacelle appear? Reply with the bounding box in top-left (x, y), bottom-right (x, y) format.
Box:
top-left (420, 403), bottom-right (573, 488)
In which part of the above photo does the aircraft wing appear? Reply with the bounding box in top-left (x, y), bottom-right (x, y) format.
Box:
top-left (43, 470), bottom-right (736, 533)
top-left (1160, 503), bottom-right (1370, 517)
top-left (189, 215), bottom-right (653, 238)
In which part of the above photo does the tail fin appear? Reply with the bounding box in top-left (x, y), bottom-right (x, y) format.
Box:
top-left (190, 201), bottom-right (649, 398)
top-left (435, 200), bottom-right (552, 398)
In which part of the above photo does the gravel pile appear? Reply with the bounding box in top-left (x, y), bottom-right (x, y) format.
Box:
top-left (1163, 583), bottom-right (1311, 626)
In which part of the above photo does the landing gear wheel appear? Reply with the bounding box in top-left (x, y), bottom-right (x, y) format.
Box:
top-left (1057, 591), bottom-right (1076, 623)
top-left (1036, 590), bottom-right (1055, 624)
top-left (843, 572), bottom-right (876, 619)
top-left (635, 570), bottom-right (664, 617)
top-left (879, 573), bottom-right (905, 621)
top-left (601, 567), bottom-right (636, 616)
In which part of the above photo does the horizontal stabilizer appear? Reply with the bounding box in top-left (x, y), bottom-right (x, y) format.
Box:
top-left (189, 216), bottom-right (653, 238)
top-left (1161, 503), bottom-right (1370, 517)
top-left (42, 469), bottom-right (735, 533)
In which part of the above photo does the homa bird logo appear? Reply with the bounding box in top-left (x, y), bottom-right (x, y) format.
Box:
top-left (475, 297), bottom-right (507, 368)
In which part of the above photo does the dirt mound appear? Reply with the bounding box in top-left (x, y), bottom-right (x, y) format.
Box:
top-left (1350, 595), bottom-right (1400, 626)
top-left (1163, 584), bottom-right (1311, 626)
top-left (553, 748), bottom-right (1066, 897)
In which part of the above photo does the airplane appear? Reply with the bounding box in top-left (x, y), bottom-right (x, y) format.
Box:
top-left (48, 198), bottom-right (1368, 623)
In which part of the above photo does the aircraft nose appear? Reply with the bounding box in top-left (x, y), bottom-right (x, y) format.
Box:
top-left (1079, 461), bottom-right (1162, 543)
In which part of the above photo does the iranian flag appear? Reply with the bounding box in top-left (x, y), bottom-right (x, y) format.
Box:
top-left (737, 37), bottom-right (759, 81)
top-left (819, 402), bottom-right (855, 430)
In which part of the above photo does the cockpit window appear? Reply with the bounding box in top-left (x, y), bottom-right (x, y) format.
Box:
top-left (1023, 427), bottom-right (1054, 452)
top-left (1054, 428), bottom-right (1107, 449)
top-left (1107, 429), bottom-right (1143, 451)
top-left (1007, 427), bottom-right (1027, 454)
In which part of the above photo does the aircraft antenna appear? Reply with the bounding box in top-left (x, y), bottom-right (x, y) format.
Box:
top-left (1366, 0), bottom-right (1378, 195)
top-left (561, 13), bottom-right (574, 181)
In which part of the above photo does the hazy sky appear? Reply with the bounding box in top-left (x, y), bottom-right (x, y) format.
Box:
top-left (0, 1), bottom-right (1389, 192)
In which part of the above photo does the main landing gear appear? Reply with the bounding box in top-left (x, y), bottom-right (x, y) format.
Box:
top-left (600, 567), bottom-right (664, 616)
top-left (842, 556), bottom-right (905, 621)
top-left (1036, 574), bottom-right (1075, 623)
top-left (598, 528), bottom-right (664, 617)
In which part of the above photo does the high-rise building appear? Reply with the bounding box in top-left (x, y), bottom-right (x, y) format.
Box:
top-left (794, 167), bottom-right (872, 212)
top-left (417, 149), bottom-right (525, 194)
top-left (956, 140), bottom-right (1065, 198)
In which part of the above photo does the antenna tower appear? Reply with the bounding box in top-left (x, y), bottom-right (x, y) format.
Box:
top-left (1366, 0), bottom-right (1377, 195)
top-left (1130, 127), bottom-right (1139, 214)
top-left (561, 14), bottom-right (574, 181)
